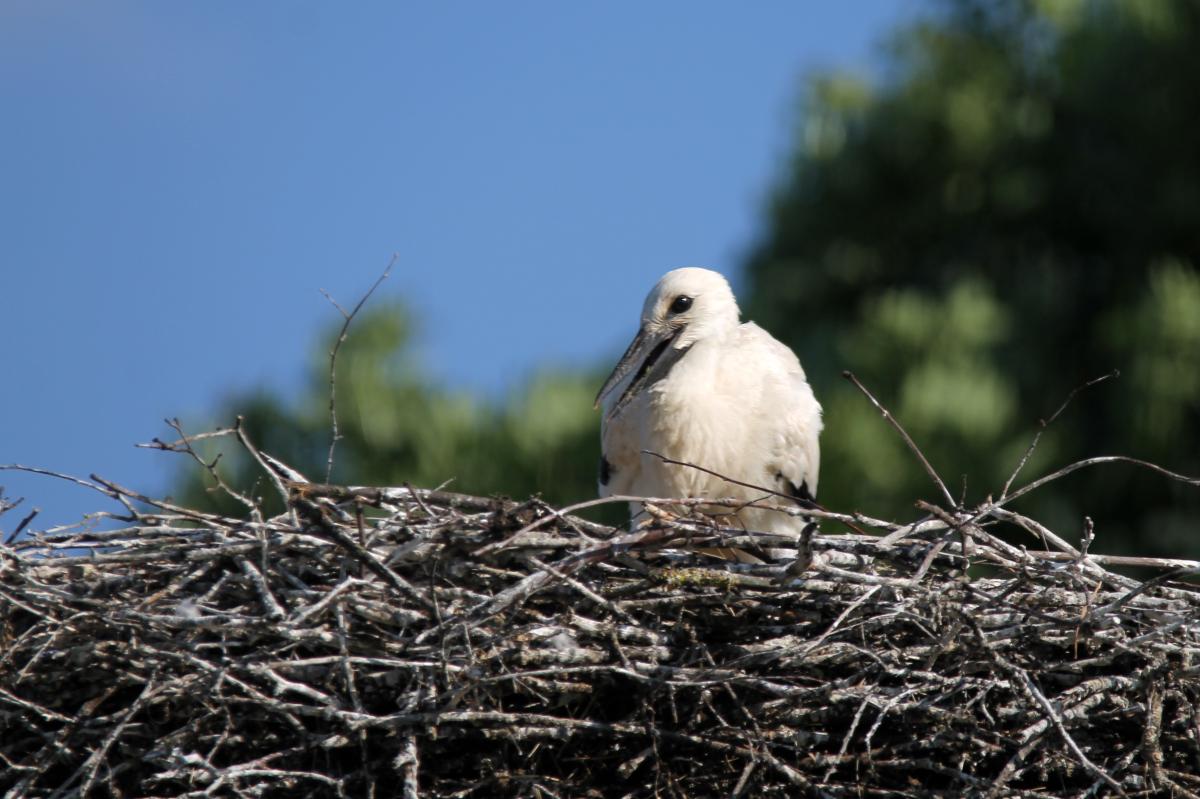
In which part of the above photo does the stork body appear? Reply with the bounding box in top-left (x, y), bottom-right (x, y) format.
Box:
top-left (596, 268), bottom-right (822, 536)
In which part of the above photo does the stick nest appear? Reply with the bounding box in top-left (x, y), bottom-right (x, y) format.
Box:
top-left (2, 482), bottom-right (1200, 798)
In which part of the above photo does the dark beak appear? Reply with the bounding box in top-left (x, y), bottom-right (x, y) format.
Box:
top-left (594, 325), bottom-right (686, 420)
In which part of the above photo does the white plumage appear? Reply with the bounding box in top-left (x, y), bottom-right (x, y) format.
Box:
top-left (595, 268), bottom-right (822, 538)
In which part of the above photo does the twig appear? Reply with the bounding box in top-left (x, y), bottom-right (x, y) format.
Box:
top-left (75, 677), bottom-right (161, 797)
top-left (0, 464), bottom-right (118, 500)
top-left (1003, 455), bottom-right (1200, 507)
top-left (136, 426), bottom-right (239, 450)
top-left (640, 450), bottom-right (872, 536)
top-left (234, 415), bottom-right (292, 509)
top-left (321, 255), bottom-right (397, 482)
top-left (237, 556), bottom-right (286, 620)
top-left (1011, 667), bottom-right (1127, 795)
top-left (291, 494), bottom-right (435, 613)
top-left (396, 734), bottom-right (420, 799)
top-left (4, 507), bottom-right (38, 546)
top-left (1000, 370), bottom-right (1120, 499)
top-left (842, 371), bottom-right (957, 508)
top-left (0, 490), bottom-right (20, 518)
top-left (160, 417), bottom-right (258, 512)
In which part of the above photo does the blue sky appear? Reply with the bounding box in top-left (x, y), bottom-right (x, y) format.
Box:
top-left (1, 1), bottom-right (920, 532)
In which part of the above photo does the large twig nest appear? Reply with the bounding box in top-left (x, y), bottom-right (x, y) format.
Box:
top-left (2, 479), bottom-right (1200, 798)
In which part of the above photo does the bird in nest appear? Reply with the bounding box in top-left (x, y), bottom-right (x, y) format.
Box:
top-left (595, 267), bottom-right (822, 562)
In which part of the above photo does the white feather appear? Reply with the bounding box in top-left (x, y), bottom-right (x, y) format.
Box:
top-left (598, 268), bottom-right (822, 537)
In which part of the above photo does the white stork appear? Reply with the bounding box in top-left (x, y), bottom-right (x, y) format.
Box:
top-left (595, 267), bottom-right (822, 543)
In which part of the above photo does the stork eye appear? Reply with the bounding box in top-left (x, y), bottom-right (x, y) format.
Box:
top-left (668, 295), bottom-right (693, 314)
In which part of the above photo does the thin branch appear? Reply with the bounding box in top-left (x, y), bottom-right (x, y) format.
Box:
top-left (136, 427), bottom-right (238, 450)
top-left (4, 507), bottom-right (38, 546)
top-left (0, 464), bottom-right (117, 499)
top-left (233, 415), bottom-right (292, 509)
top-left (842, 371), bottom-right (957, 508)
top-left (322, 255), bottom-right (398, 482)
top-left (1012, 668), bottom-right (1127, 795)
top-left (1003, 455), bottom-right (1200, 507)
top-left (640, 450), bottom-right (872, 536)
top-left (1001, 370), bottom-right (1120, 499)
top-left (161, 418), bottom-right (258, 512)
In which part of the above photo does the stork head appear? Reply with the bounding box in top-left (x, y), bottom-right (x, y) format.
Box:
top-left (595, 267), bottom-right (740, 418)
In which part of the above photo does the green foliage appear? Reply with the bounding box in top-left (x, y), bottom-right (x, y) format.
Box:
top-left (745, 0), bottom-right (1200, 554)
top-left (179, 303), bottom-right (608, 521)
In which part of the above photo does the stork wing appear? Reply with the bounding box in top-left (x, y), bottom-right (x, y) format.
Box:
top-left (598, 407), bottom-right (640, 498)
top-left (740, 323), bottom-right (823, 504)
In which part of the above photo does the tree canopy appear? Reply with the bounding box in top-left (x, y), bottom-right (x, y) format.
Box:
top-left (745, 0), bottom-right (1200, 556)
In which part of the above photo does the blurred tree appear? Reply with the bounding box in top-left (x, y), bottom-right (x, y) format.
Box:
top-left (744, 0), bottom-right (1200, 555)
top-left (178, 303), bottom-right (610, 522)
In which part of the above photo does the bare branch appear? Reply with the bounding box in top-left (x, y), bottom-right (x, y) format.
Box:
top-left (161, 417), bottom-right (258, 512)
top-left (1001, 370), bottom-right (1120, 499)
top-left (0, 464), bottom-right (118, 499)
top-left (640, 449), bottom-right (872, 536)
top-left (322, 255), bottom-right (398, 482)
top-left (1003, 454), bottom-right (1200, 506)
top-left (136, 426), bottom-right (238, 450)
top-left (233, 415), bottom-right (292, 509)
top-left (4, 507), bottom-right (38, 546)
top-left (842, 370), bottom-right (958, 508)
